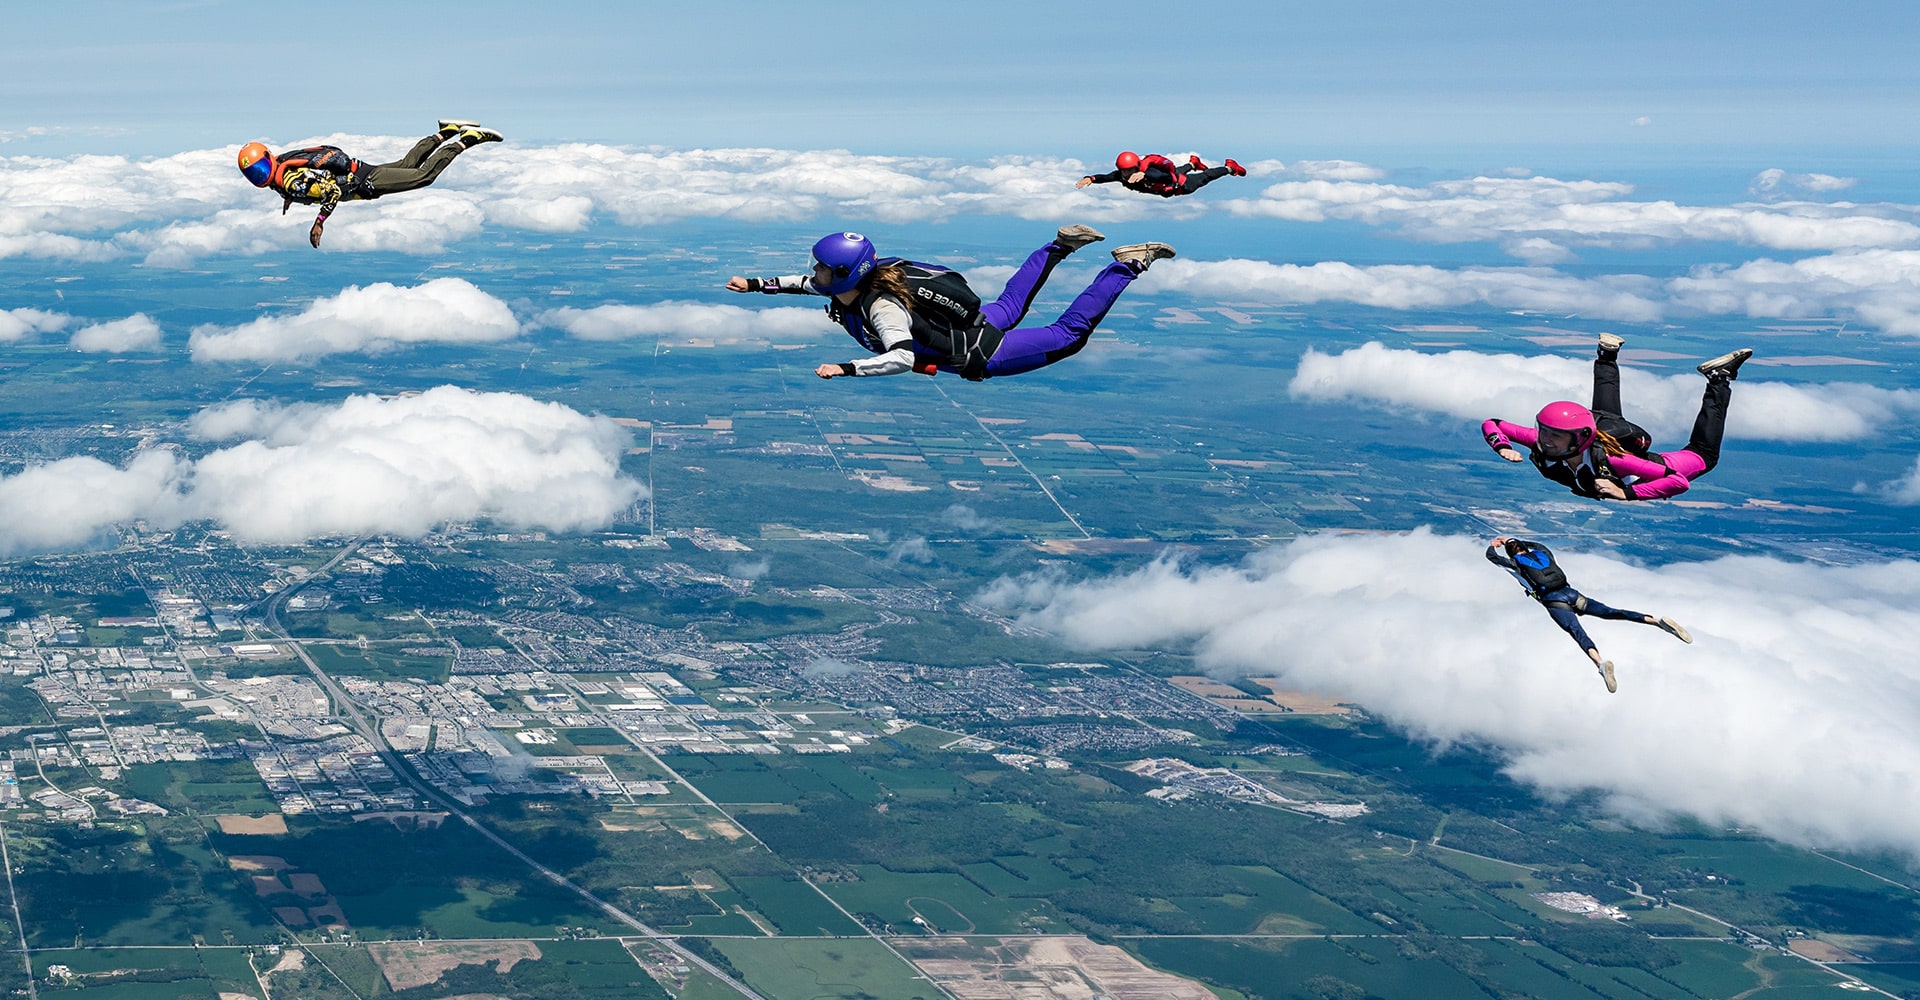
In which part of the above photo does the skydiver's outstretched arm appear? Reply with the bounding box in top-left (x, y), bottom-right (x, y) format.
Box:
top-left (1077, 169), bottom-right (1126, 189)
top-left (1481, 418), bottom-right (1532, 462)
top-left (725, 275), bottom-right (819, 296)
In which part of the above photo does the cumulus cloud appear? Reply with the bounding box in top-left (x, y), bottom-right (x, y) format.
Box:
top-left (188, 387), bottom-right (641, 541)
top-left (538, 301), bottom-right (827, 342)
top-left (1751, 168), bottom-right (1857, 197)
top-left (5, 139), bottom-right (1919, 269)
top-left (1142, 258), bottom-right (1666, 322)
top-left (188, 278), bottom-right (519, 363)
top-left (888, 537), bottom-right (934, 565)
top-left (1289, 342), bottom-right (1920, 443)
top-left (0, 451), bottom-right (189, 555)
top-left (1145, 253), bottom-right (1920, 337)
top-left (1883, 457), bottom-right (1920, 505)
top-left (0, 139), bottom-right (1197, 266)
top-left (69, 313), bottom-right (161, 353)
top-left (0, 307), bottom-right (68, 342)
top-left (981, 530), bottom-right (1920, 857)
top-left (945, 503), bottom-right (994, 532)
top-left (0, 387), bottom-right (641, 551)
top-left (1221, 170), bottom-right (1919, 254)
top-left (1285, 160), bottom-right (1386, 182)
top-left (1668, 250), bottom-right (1920, 336)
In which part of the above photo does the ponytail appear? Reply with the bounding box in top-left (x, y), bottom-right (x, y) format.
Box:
top-left (863, 264), bottom-right (915, 311)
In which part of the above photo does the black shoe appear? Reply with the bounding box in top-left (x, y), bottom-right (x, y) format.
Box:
top-left (1697, 348), bottom-right (1753, 381)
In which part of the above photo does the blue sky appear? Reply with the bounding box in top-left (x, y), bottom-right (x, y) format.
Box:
top-left (6, 1), bottom-right (1920, 161)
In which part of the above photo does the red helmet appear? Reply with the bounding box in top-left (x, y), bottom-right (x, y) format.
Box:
top-left (1534, 401), bottom-right (1596, 459)
top-left (1115, 151), bottom-right (1142, 171)
top-left (238, 142), bottom-right (273, 187)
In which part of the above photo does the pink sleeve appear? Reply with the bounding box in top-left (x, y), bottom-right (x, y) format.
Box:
top-left (1481, 419), bottom-right (1536, 452)
top-left (1609, 452), bottom-right (1691, 500)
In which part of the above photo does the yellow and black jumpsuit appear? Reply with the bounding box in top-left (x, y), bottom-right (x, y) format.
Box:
top-left (270, 135), bottom-right (474, 223)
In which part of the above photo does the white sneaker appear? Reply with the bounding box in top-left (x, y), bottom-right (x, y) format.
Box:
top-left (1598, 332), bottom-right (1625, 354)
top-left (1658, 616), bottom-right (1692, 643)
top-left (1598, 660), bottom-right (1617, 693)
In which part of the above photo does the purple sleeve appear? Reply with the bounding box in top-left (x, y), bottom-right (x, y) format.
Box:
top-left (1482, 419), bottom-right (1535, 452)
top-left (1610, 453), bottom-right (1692, 500)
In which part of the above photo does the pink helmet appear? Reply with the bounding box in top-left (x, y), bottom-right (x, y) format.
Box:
top-left (1535, 401), bottom-right (1595, 459)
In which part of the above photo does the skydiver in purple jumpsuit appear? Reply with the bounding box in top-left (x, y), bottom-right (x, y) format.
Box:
top-left (724, 226), bottom-right (1176, 382)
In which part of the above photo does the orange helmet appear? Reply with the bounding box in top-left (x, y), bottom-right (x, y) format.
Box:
top-left (1115, 151), bottom-right (1142, 171)
top-left (238, 142), bottom-right (273, 187)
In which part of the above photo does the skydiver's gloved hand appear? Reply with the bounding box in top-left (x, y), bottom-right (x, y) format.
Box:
top-left (1496, 447), bottom-right (1524, 462)
top-left (309, 219), bottom-right (324, 248)
top-left (1075, 177), bottom-right (1094, 189)
top-left (725, 276), bottom-right (751, 292)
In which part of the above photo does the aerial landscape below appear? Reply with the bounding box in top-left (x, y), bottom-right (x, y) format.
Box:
top-left (1, 4), bottom-right (1918, 999)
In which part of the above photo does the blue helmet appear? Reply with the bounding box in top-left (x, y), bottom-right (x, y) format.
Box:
top-left (809, 232), bottom-right (876, 295)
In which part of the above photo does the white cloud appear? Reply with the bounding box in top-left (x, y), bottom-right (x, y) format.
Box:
top-left (887, 537), bottom-right (934, 564)
top-left (1141, 258), bottom-right (1666, 322)
top-left (945, 503), bottom-right (993, 532)
top-left (1883, 456), bottom-right (1920, 505)
top-left (1289, 342), bottom-right (1920, 443)
top-left (1751, 168), bottom-right (1857, 196)
top-left (1145, 252), bottom-right (1920, 337)
top-left (0, 307), bottom-right (68, 342)
top-left (1668, 250), bottom-right (1920, 336)
top-left (538, 301), bottom-right (827, 342)
top-left (1631, 116), bottom-right (1653, 127)
top-left (0, 387), bottom-right (641, 550)
top-left (187, 387), bottom-right (642, 542)
top-left (1222, 171), bottom-right (1918, 253)
top-left (0, 451), bottom-right (188, 555)
top-left (188, 278), bottom-right (519, 363)
top-left (3, 140), bottom-right (1916, 267)
top-left (69, 313), bottom-right (161, 353)
top-left (982, 530), bottom-right (1920, 858)
top-left (1284, 160), bottom-right (1386, 182)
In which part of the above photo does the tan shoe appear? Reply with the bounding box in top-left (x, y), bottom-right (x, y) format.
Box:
top-left (1658, 617), bottom-right (1692, 643)
top-left (1053, 225), bottom-right (1106, 253)
top-left (1111, 242), bottom-right (1177, 273)
top-left (1598, 660), bottom-right (1618, 694)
